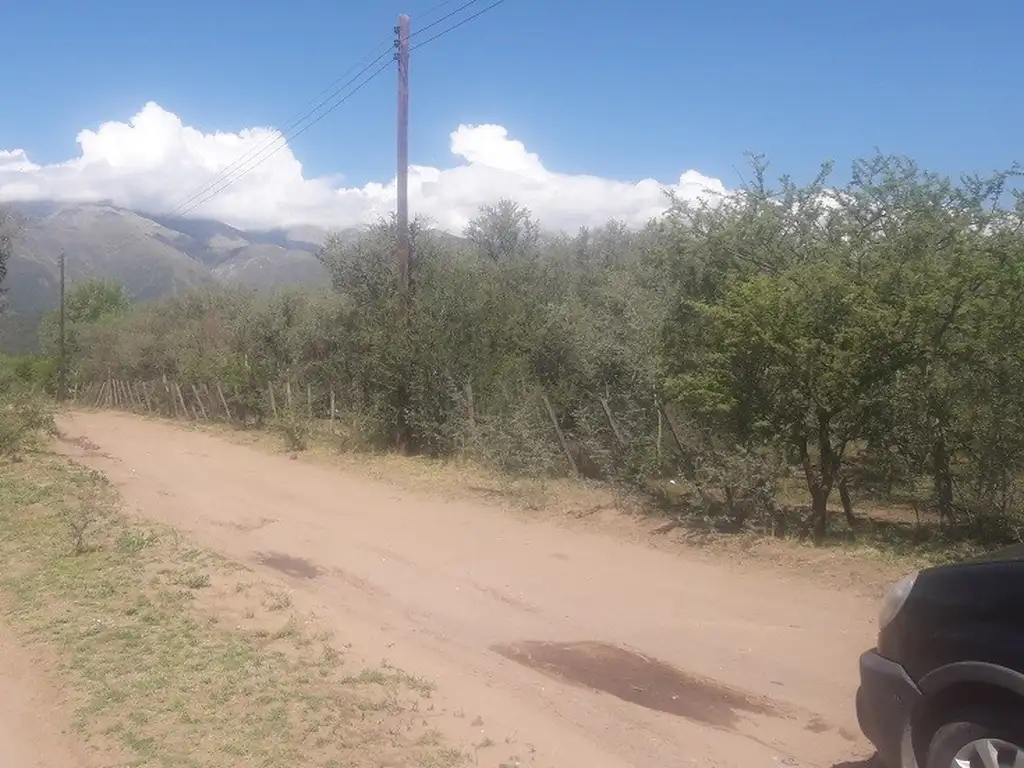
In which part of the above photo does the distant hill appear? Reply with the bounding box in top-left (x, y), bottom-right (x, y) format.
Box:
top-left (0, 202), bottom-right (341, 352)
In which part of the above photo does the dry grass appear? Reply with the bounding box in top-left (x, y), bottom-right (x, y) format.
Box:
top-left (0, 450), bottom-right (464, 768)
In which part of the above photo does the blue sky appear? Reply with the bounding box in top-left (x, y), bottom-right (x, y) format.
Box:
top-left (3, 0), bottom-right (1022, 193)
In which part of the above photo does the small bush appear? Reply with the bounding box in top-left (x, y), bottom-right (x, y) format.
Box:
top-left (277, 415), bottom-right (311, 452)
top-left (0, 396), bottom-right (56, 460)
top-left (61, 503), bottom-right (97, 555)
top-left (0, 354), bottom-right (56, 394)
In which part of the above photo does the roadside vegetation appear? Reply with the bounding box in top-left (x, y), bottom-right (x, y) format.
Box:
top-left (0, 399), bottom-right (461, 768)
top-left (15, 153), bottom-right (1024, 559)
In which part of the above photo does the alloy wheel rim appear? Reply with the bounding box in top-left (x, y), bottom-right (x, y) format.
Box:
top-left (953, 738), bottom-right (1024, 768)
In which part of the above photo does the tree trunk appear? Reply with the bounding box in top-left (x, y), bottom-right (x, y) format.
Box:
top-left (933, 434), bottom-right (955, 525)
top-left (807, 478), bottom-right (829, 541)
top-left (839, 475), bottom-right (856, 528)
top-left (799, 435), bottom-right (832, 542)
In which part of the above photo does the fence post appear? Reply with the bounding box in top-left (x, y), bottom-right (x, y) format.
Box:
top-left (656, 395), bottom-right (663, 463)
top-left (268, 383), bottom-right (278, 419)
top-left (174, 382), bottom-right (188, 417)
top-left (598, 396), bottom-right (626, 447)
top-left (540, 391), bottom-right (579, 476)
top-left (191, 383), bottom-right (208, 420)
top-left (161, 374), bottom-right (173, 417)
top-left (217, 384), bottom-right (232, 422)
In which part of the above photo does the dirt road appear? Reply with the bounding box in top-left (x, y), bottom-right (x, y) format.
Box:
top-left (0, 627), bottom-right (92, 768)
top-left (56, 410), bottom-right (879, 768)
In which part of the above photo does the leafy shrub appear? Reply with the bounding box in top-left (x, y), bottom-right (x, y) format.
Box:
top-left (0, 395), bottom-right (57, 460)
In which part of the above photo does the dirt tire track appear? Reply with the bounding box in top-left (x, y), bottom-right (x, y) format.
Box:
top-left (56, 410), bottom-right (879, 768)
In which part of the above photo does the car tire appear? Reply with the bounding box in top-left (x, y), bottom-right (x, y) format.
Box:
top-left (925, 709), bottom-right (1024, 768)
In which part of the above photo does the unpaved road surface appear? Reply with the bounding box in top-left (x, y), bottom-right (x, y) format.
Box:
top-left (57, 410), bottom-right (879, 768)
top-left (0, 627), bottom-right (91, 768)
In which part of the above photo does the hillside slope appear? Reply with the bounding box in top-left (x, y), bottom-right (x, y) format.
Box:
top-left (0, 203), bottom-right (335, 352)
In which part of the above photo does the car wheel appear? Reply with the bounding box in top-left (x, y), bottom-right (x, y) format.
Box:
top-left (926, 710), bottom-right (1024, 768)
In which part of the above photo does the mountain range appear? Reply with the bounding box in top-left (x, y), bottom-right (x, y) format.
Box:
top-left (0, 202), bottom-right (344, 352)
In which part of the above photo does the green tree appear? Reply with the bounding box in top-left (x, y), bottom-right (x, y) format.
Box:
top-left (465, 199), bottom-right (540, 263)
top-left (39, 279), bottom-right (132, 380)
top-left (665, 262), bottom-right (909, 539)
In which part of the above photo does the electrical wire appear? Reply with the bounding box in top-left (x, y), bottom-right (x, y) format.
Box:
top-left (411, 0), bottom-right (491, 39)
top-left (80, 0), bottom-right (509, 265)
top-left (177, 0), bottom-right (510, 219)
top-left (168, 48), bottom-right (393, 217)
top-left (88, 56), bottom-right (393, 264)
top-left (410, 0), bottom-right (507, 52)
top-left (176, 58), bottom-right (392, 218)
top-left (415, 0), bottom-right (466, 24)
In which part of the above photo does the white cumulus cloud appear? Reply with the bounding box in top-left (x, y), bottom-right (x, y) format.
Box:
top-left (0, 102), bottom-right (728, 233)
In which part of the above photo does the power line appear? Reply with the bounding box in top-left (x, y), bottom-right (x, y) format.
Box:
top-left (81, 2), bottom-right (509, 272)
top-left (168, 49), bottom-right (394, 217)
top-left (180, 0), bottom-right (509, 220)
top-left (415, 0), bottom-right (466, 24)
top-left (411, 0), bottom-right (490, 39)
top-left (86, 56), bottom-right (393, 268)
top-left (410, 0), bottom-right (507, 51)
top-left (177, 58), bottom-right (393, 219)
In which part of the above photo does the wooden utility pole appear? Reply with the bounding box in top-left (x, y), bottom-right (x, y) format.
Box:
top-left (393, 12), bottom-right (412, 454)
top-left (57, 250), bottom-right (67, 402)
top-left (395, 13), bottom-right (411, 295)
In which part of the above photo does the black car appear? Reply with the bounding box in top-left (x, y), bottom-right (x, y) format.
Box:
top-left (857, 545), bottom-right (1024, 768)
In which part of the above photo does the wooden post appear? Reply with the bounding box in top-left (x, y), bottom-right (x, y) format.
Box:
top-left (659, 402), bottom-right (687, 458)
top-left (540, 392), bottom-right (579, 476)
top-left (329, 389), bottom-right (336, 428)
top-left (268, 383), bottom-right (278, 418)
top-left (395, 13), bottom-right (411, 296)
top-left (598, 396), bottom-right (627, 447)
top-left (166, 378), bottom-right (176, 416)
top-left (656, 395), bottom-right (663, 464)
top-left (201, 384), bottom-right (215, 417)
top-left (307, 384), bottom-right (313, 419)
top-left (285, 380), bottom-right (293, 410)
top-left (141, 381), bottom-right (153, 412)
top-left (174, 382), bottom-right (188, 417)
top-left (191, 383), bottom-right (208, 420)
top-left (217, 384), bottom-right (232, 422)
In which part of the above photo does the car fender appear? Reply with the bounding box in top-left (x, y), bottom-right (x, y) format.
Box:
top-left (918, 661), bottom-right (1024, 700)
